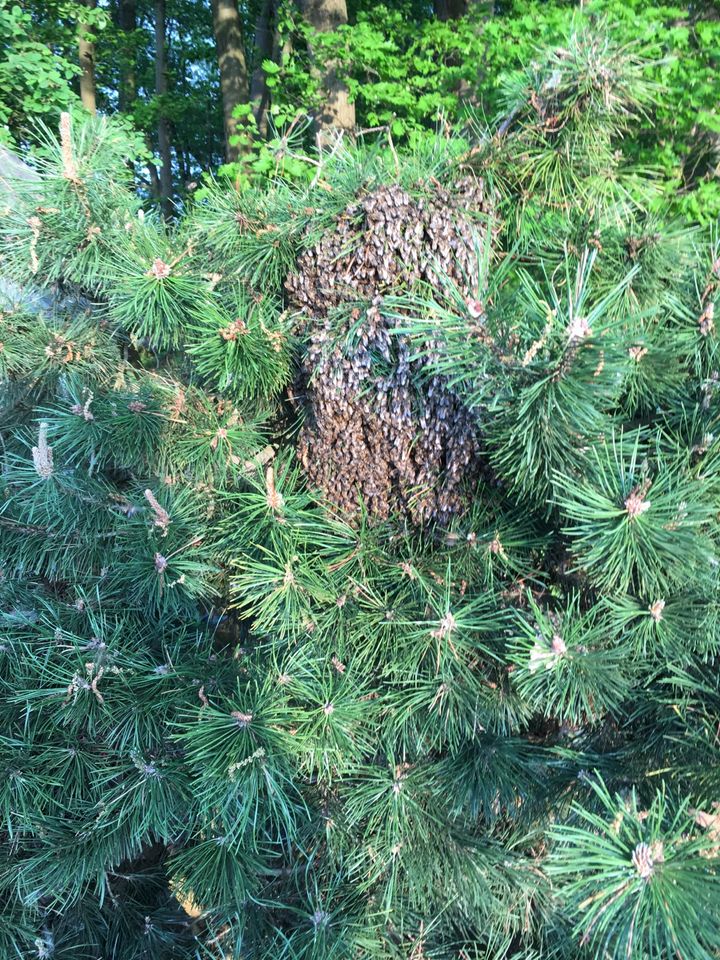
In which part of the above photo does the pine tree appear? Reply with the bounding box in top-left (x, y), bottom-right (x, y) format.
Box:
top-left (1, 27), bottom-right (720, 960)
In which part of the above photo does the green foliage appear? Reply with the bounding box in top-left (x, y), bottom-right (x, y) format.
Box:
top-left (550, 778), bottom-right (720, 959)
top-left (2, 28), bottom-right (720, 959)
top-left (105, 220), bottom-right (213, 353)
top-left (260, 0), bottom-right (719, 220)
top-left (555, 431), bottom-right (715, 597)
top-left (186, 289), bottom-right (292, 401)
top-left (1, 0), bottom-right (717, 221)
top-left (0, 0), bottom-right (79, 144)
top-left (509, 595), bottom-right (630, 724)
top-left (1, 115), bottom-right (140, 290)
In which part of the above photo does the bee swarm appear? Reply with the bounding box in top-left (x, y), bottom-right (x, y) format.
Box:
top-left (286, 177), bottom-right (492, 523)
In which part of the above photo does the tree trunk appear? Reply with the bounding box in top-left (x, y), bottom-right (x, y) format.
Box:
top-left (145, 131), bottom-right (161, 199)
top-left (177, 142), bottom-right (191, 186)
top-left (433, 0), bottom-right (466, 17)
top-left (211, 0), bottom-right (249, 163)
top-left (250, 0), bottom-right (274, 138)
top-left (154, 0), bottom-right (173, 218)
top-left (147, 159), bottom-right (161, 199)
top-left (434, 0), bottom-right (490, 17)
top-left (118, 0), bottom-right (137, 113)
top-left (78, 0), bottom-right (98, 114)
top-left (300, 0), bottom-right (355, 143)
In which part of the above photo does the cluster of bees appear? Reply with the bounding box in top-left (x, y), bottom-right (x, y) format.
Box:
top-left (286, 176), bottom-right (492, 523)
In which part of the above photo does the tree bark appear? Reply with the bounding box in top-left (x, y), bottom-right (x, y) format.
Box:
top-left (143, 131), bottom-right (161, 199)
top-left (118, 0), bottom-right (137, 113)
top-left (433, 0), bottom-right (466, 17)
top-left (154, 0), bottom-right (173, 218)
top-left (147, 157), bottom-right (161, 199)
top-left (300, 0), bottom-right (355, 143)
top-left (211, 0), bottom-right (249, 162)
top-left (434, 0), bottom-right (491, 17)
top-left (78, 0), bottom-right (98, 114)
top-left (250, 0), bottom-right (274, 138)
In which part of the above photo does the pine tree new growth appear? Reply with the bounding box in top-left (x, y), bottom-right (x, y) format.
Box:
top-left (1, 28), bottom-right (720, 960)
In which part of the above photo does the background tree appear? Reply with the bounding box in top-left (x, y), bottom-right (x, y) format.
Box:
top-left (77, 0), bottom-right (98, 113)
top-left (433, 0), bottom-right (469, 19)
top-left (211, 0), bottom-right (249, 162)
top-left (300, 0), bottom-right (355, 139)
top-left (154, 0), bottom-right (173, 215)
top-left (0, 0), bottom-right (78, 144)
top-left (116, 0), bottom-right (138, 113)
top-left (249, 0), bottom-right (275, 137)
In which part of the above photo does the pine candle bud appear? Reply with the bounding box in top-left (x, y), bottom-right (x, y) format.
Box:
top-left (624, 480), bottom-right (652, 519)
top-left (566, 316), bottom-right (591, 341)
top-left (529, 630), bottom-right (568, 673)
top-left (432, 610), bottom-right (457, 639)
top-left (489, 536), bottom-right (505, 556)
top-left (265, 466), bottom-right (284, 513)
top-left (32, 422), bottom-right (54, 479)
top-left (144, 489), bottom-right (171, 534)
top-left (231, 711), bottom-right (253, 728)
top-left (649, 599), bottom-right (665, 622)
top-left (551, 633), bottom-right (567, 655)
top-left (147, 258), bottom-right (172, 280)
top-left (71, 392), bottom-right (94, 421)
top-left (59, 112), bottom-right (79, 182)
top-left (631, 840), bottom-right (664, 880)
top-left (466, 298), bottom-right (485, 319)
top-left (27, 216), bottom-right (41, 274)
top-left (699, 301), bottom-right (715, 337)
top-left (219, 318), bottom-right (248, 341)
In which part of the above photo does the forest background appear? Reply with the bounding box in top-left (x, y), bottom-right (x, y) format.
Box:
top-left (1, 0), bottom-right (719, 223)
